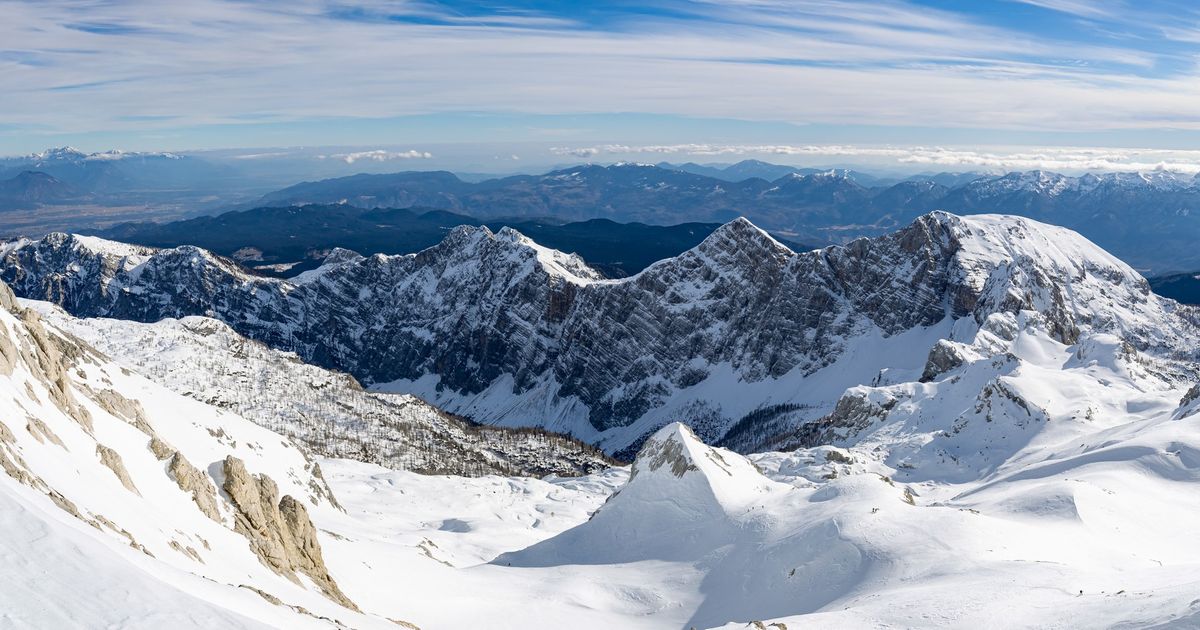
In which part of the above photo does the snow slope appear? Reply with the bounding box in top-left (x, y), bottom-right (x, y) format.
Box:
top-left (0, 281), bottom-right (405, 628)
top-left (467, 295), bottom-right (1200, 627)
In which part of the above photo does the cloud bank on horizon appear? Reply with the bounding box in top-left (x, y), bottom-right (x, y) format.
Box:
top-left (551, 144), bottom-right (1200, 174)
top-left (2, 0), bottom-right (1200, 164)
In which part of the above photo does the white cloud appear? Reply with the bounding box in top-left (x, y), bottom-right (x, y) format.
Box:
top-left (551, 147), bottom-right (601, 157)
top-left (552, 144), bottom-right (1200, 174)
top-left (1, 0), bottom-right (1197, 142)
top-left (231, 151), bottom-right (295, 160)
top-left (318, 149), bottom-right (433, 163)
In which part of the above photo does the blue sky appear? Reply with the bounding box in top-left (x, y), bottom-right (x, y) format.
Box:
top-left (4, 0), bottom-right (1200, 171)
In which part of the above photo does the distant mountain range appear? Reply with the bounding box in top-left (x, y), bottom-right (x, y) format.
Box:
top-left (12, 150), bottom-right (1200, 276)
top-left (0, 147), bottom-right (254, 232)
top-left (656, 159), bottom-right (901, 186)
top-left (94, 205), bottom-right (813, 278)
top-left (252, 163), bottom-right (1200, 275)
top-left (0, 147), bottom-right (235, 195)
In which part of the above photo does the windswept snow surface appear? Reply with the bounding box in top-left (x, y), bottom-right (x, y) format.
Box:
top-left (317, 302), bottom-right (1200, 628)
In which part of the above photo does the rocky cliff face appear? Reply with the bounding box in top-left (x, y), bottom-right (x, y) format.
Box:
top-left (221, 455), bottom-right (356, 610)
top-left (3, 212), bottom-right (1197, 453)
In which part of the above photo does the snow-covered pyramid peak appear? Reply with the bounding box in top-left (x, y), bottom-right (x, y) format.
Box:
top-left (645, 216), bottom-right (794, 286)
top-left (632, 422), bottom-right (766, 488)
top-left (500, 423), bottom-right (786, 565)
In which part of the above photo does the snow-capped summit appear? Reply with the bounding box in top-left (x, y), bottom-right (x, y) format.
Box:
top-left (633, 423), bottom-right (763, 481)
top-left (492, 225), bottom-right (604, 285)
top-left (26, 146), bottom-right (89, 162)
top-left (971, 170), bottom-right (1077, 196)
top-left (22, 146), bottom-right (181, 164)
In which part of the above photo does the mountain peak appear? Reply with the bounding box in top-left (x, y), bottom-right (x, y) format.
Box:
top-left (631, 422), bottom-right (771, 496)
top-left (433, 224), bottom-right (602, 285)
top-left (30, 146), bottom-right (88, 161)
top-left (695, 216), bottom-right (794, 260)
top-left (11, 170), bottom-right (61, 183)
top-left (492, 226), bottom-right (603, 285)
top-left (633, 422), bottom-right (704, 478)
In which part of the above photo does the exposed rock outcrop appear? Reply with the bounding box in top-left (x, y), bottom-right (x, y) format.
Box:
top-left (96, 444), bottom-right (140, 495)
top-left (221, 456), bottom-right (357, 610)
top-left (12, 307), bottom-right (93, 433)
top-left (148, 435), bottom-right (175, 460)
top-left (86, 387), bottom-right (151, 435)
top-left (166, 451), bottom-right (220, 522)
top-left (921, 340), bottom-right (971, 382)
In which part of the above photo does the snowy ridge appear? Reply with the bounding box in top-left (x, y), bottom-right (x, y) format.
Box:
top-left (493, 226), bottom-right (607, 285)
top-left (2, 212), bottom-right (1197, 455)
top-left (23, 146), bottom-right (182, 163)
top-left (964, 169), bottom-right (1200, 197)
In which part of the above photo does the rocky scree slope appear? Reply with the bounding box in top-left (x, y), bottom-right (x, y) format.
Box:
top-left (2, 212), bottom-right (1197, 455)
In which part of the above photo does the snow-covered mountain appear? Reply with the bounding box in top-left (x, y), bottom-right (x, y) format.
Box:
top-left (21, 146), bottom-right (184, 164)
top-left (0, 279), bottom-right (406, 627)
top-left (6, 209), bottom-right (1200, 627)
top-left (31, 305), bottom-right (614, 477)
top-left (3, 212), bottom-right (1197, 456)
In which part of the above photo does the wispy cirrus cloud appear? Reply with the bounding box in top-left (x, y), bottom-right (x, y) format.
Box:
top-left (1007, 0), bottom-right (1122, 19)
top-left (2, 0), bottom-right (1200, 151)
